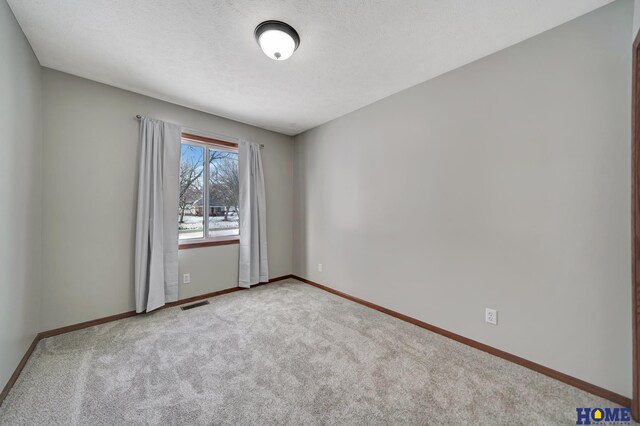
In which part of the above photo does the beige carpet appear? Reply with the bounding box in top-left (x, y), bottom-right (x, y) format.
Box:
top-left (0, 279), bottom-right (625, 425)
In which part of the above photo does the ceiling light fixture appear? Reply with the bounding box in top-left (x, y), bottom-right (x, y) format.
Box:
top-left (254, 20), bottom-right (300, 61)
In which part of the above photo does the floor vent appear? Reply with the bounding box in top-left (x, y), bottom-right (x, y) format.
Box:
top-left (181, 300), bottom-right (210, 311)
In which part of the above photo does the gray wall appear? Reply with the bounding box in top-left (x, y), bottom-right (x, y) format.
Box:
top-left (0, 1), bottom-right (43, 389)
top-left (41, 69), bottom-right (294, 330)
top-left (634, 0), bottom-right (640, 37)
top-left (294, 0), bottom-right (633, 397)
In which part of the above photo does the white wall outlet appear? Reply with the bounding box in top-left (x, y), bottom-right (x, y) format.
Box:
top-left (318, 263), bottom-right (323, 272)
top-left (183, 273), bottom-right (191, 284)
top-left (485, 308), bottom-right (497, 325)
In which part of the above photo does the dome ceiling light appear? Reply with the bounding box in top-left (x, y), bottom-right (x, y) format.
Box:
top-left (254, 20), bottom-right (300, 61)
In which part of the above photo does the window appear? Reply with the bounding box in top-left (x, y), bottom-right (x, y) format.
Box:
top-left (179, 133), bottom-right (239, 248)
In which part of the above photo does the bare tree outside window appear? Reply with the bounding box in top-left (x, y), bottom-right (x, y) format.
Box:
top-left (178, 139), bottom-right (239, 242)
top-left (208, 149), bottom-right (239, 238)
top-left (179, 145), bottom-right (204, 239)
top-left (209, 153), bottom-right (239, 219)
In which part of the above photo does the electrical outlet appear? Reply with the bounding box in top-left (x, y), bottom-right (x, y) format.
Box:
top-left (485, 308), bottom-right (497, 325)
top-left (183, 273), bottom-right (191, 284)
top-left (318, 264), bottom-right (323, 272)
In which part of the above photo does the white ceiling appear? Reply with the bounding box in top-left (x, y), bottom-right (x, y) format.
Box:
top-left (8, 0), bottom-right (614, 136)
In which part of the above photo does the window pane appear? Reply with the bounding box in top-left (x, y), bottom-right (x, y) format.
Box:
top-left (208, 148), bottom-right (239, 238)
top-left (179, 144), bottom-right (205, 240)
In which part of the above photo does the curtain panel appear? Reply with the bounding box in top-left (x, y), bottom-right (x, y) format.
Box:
top-left (238, 140), bottom-right (269, 287)
top-left (134, 117), bottom-right (181, 312)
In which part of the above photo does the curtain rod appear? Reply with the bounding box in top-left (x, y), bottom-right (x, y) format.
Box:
top-left (135, 115), bottom-right (264, 148)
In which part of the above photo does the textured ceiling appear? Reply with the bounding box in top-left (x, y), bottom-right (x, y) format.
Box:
top-left (8, 0), bottom-right (614, 135)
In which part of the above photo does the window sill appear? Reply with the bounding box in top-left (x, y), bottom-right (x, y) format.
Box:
top-left (179, 237), bottom-right (239, 250)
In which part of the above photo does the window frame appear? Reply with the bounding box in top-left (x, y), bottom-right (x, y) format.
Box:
top-left (178, 133), bottom-right (240, 250)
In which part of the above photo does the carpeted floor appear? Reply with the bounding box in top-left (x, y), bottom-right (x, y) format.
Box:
top-left (0, 279), bottom-right (625, 425)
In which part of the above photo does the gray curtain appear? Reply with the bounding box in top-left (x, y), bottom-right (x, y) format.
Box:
top-left (135, 117), bottom-right (181, 312)
top-left (238, 140), bottom-right (269, 287)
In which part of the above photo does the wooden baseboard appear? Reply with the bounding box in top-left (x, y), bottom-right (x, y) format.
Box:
top-left (39, 310), bottom-right (139, 339)
top-left (0, 274), bottom-right (294, 406)
top-left (0, 335), bottom-right (41, 407)
top-left (40, 275), bottom-right (293, 339)
top-left (291, 274), bottom-right (631, 408)
top-left (264, 274), bottom-right (294, 284)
